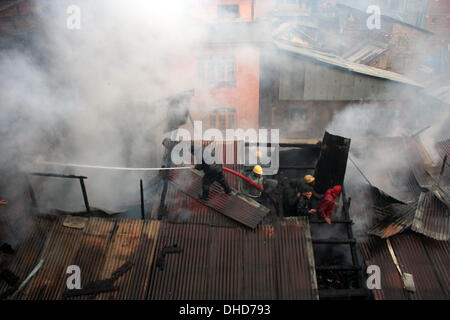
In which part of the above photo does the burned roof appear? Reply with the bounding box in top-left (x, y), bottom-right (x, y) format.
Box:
top-left (274, 39), bottom-right (422, 87)
top-left (342, 40), bottom-right (388, 65)
top-left (348, 137), bottom-right (449, 241)
top-left (166, 168), bottom-right (270, 229)
top-left (360, 232), bottom-right (450, 300)
top-left (412, 192), bottom-right (450, 241)
top-left (436, 138), bottom-right (450, 159)
top-left (0, 215), bottom-right (318, 300)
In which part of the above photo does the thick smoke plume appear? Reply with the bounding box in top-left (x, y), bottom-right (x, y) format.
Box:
top-left (0, 0), bottom-right (206, 214)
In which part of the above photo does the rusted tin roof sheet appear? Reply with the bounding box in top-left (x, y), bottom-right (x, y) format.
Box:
top-left (436, 138), bottom-right (450, 159)
top-left (147, 218), bottom-right (318, 300)
top-left (349, 137), bottom-right (448, 241)
top-left (360, 232), bottom-right (450, 300)
top-left (2, 216), bottom-right (317, 300)
top-left (4, 216), bottom-right (161, 300)
top-left (164, 184), bottom-right (242, 228)
top-left (368, 202), bottom-right (417, 239)
top-left (412, 192), bottom-right (450, 241)
top-left (0, 216), bottom-right (55, 296)
top-left (168, 169), bottom-right (270, 229)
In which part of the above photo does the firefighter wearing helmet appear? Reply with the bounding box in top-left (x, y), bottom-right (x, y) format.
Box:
top-left (243, 165), bottom-right (264, 198)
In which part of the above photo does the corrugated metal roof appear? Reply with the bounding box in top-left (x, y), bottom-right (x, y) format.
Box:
top-left (274, 39), bottom-right (422, 87)
top-left (342, 41), bottom-right (388, 64)
top-left (360, 232), bottom-right (450, 300)
top-left (164, 183), bottom-right (241, 228)
top-left (368, 202), bottom-right (417, 239)
top-left (147, 218), bottom-right (318, 300)
top-left (10, 217), bottom-right (161, 300)
top-left (348, 137), bottom-right (449, 241)
top-left (1, 215), bottom-right (318, 300)
top-left (436, 138), bottom-right (450, 159)
top-left (0, 216), bottom-right (54, 296)
top-left (412, 192), bottom-right (450, 241)
top-left (168, 169), bottom-right (270, 229)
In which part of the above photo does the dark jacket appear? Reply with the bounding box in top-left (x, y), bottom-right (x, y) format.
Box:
top-left (282, 180), bottom-right (299, 217)
top-left (296, 195), bottom-right (313, 216)
top-left (293, 178), bottom-right (323, 200)
top-left (195, 162), bottom-right (223, 176)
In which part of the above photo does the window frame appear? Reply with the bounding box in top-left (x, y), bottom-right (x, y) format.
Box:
top-left (203, 108), bottom-right (237, 131)
top-left (197, 55), bottom-right (237, 88)
top-left (217, 4), bottom-right (240, 19)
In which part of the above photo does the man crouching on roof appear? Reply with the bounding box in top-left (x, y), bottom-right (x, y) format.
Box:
top-left (316, 186), bottom-right (342, 224)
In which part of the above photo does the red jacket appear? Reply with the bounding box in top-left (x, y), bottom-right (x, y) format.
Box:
top-left (317, 185), bottom-right (342, 219)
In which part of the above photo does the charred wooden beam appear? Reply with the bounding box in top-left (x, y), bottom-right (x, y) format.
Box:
top-left (314, 132), bottom-right (351, 194)
top-left (157, 171), bottom-right (169, 220)
top-left (438, 154), bottom-right (447, 186)
top-left (29, 172), bottom-right (87, 179)
top-left (79, 178), bottom-right (90, 213)
top-left (29, 172), bottom-right (90, 213)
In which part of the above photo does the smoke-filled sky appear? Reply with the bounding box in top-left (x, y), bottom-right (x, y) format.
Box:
top-left (0, 0), bottom-right (209, 211)
top-left (0, 0), bottom-right (448, 217)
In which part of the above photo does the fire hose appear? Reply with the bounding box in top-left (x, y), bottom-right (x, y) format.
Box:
top-left (222, 166), bottom-right (280, 216)
top-left (36, 160), bottom-right (280, 215)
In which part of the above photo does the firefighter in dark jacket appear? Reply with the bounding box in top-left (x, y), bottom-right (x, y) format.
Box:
top-left (295, 175), bottom-right (323, 200)
top-left (282, 179), bottom-right (301, 217)
top-left (192, 147), bottom-right (231, 201)
top-left (296, 186), bottom-right (317, 217)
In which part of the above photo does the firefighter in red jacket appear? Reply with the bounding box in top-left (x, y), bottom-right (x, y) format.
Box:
top-left (317, 185), bottom-right (342, 224)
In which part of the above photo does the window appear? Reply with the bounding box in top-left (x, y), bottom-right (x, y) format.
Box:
top-left (290, 108), bottom-right (308, 123)
top-left (203, 108), bottom-right (236, 130)
top-left (198, 55), bottom-right (236, 88)
top-left (218, 4), bottom-right (240, 19)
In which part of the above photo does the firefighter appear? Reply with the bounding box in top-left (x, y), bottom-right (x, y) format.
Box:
top-left (282, 179), bottom-right (301, 217)
top-left (296, 175), bottom-right (323, 200)
top-left (192, 147), bottom-right (231, 201)
top-left (317, 185), bottom-right (342, 224)
top-left (243, 165), bottom-right (264, 198)
top-left (296, 186), bottom-right (316, 217)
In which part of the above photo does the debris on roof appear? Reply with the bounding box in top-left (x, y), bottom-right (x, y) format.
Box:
top-left (0, 215), bottom-right (318, 300)
top-left (167, 169), bottom-right (270, 229)
top-left (274, 39), bottom-right (422, 87)
top-left (368, 202), bottom-right (417, 239)
top-left (412, 192), bottom-right (450, 241)
top-left (342, 40), bottom-right (388, 64)
top-left (348, 137), bottom-right (449, 241)
top-left (360, 232), bottom-right (450, 300)
top-left (147, 217), bottom-right (318, 300)
top-left (314, 131), bottom-right (351, 194)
